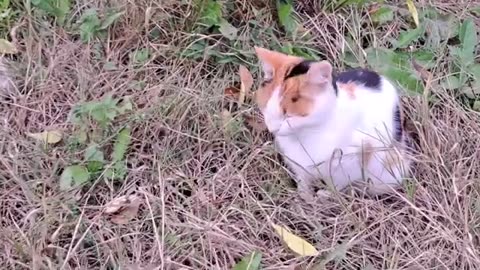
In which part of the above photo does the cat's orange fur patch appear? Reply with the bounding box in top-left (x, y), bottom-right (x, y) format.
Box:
top-left (338, 82), bottom-right (357, 99)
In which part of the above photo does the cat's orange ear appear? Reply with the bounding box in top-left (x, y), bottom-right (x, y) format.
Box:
top-left (254, 47), bottom-right (289, 80)
top-left (306, 60), bottom-right (333, 85)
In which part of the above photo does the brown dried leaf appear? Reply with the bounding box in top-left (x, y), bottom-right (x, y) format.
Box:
top-left (104, 194), bottom-right (142, 225)
top-left (412, 59), bottom-right (431, 82)
top-left (239, 65), bottom-right (254, 104)
top-left (224, 86), bottom-right (240, 99)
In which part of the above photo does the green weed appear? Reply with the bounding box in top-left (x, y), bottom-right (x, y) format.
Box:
top-left (60, 96), bottom-right (134, 190)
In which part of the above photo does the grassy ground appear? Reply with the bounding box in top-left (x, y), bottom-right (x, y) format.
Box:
top-left (2, 0), bottom-right (480, 269)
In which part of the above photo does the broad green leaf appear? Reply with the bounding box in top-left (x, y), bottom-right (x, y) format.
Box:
top-left (78, 9), bottom-right (101, 42)
top-left (104, 161), bottom-right (127, 180)
top-left (0, 0), bottom-right (10, 10)
top-left (99, 11), bottom-right (124, 30)
top-left (89, 104), bottom-right (117, 125)
top-left (72, 95), bottom-right (119, 126)
top-left (440, 75), bottom-right (462, 90)
top-left (56, 0), bottom-right (70, 25)
top-left (371, 6), bottom-right (394, 25)
top-left (276, 0), bottom-right (297, 35)
top-left (412, 50), bottom-right (436, 68)
top-left (366, 47), bottom-right (423, 93)
top-left (271, 222), bottom-right (318, 257)
top-left (199, 0), bottom-right (222, 27)
top-left (218, 19), bottom-right (237, 40)
top-left (419, 6), bottom-right (439, 20)
top-left (87, 161), bottom-right (104, 173)
top-left (469, 64), bottom-right (480, 81)
top-left (459, 19), bottom-right (477, 58)
top-left (112, 127), bottom-right (131, 162)
top-left (383, 66), bottom-right (424, 94)
top-left (450, 46), bottom-right (474, 67)
top-left (130, 48), bottom-right (150, 65)
top-left (32, 0), bottom-right (70, 25)
top-left (342, 51), bottom-right (362, 68)
top-left (60, 165), bottom-right (89, 190)
top-left (84, 144), bottom-right (104, 162)
top-left (0, 38), bottom-right (16, 54)
top-left (406, 0), bottom-right (419, 27)
top-left (27, 130), bottom-right (63, 144)
top-left (366, 47), bottom-right (398, 70)
top-left (393, 27), bottom-right (424, 49)
top-left (232, 251), bottom-right (262, 270)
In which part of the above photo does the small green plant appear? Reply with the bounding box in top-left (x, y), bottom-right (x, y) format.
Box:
top-left (60, 96), bottom-right (133, 191)
top-left (31, 0), bottom-right (71, 26)
top-left (76, 8), bottom-right (124, 42)
top-left (181, 0), bottom-right (320, 66)
top-left (441, 19), bottom-right (480, 99)
top-left (341, 5), bottom-right (473, 95)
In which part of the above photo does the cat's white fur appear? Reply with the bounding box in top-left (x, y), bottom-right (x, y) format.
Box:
top-left (262, 72), bottom-right (411, 199)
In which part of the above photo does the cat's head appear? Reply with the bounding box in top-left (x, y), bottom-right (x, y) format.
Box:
top-left (253, 47), bottom-right (337, 136)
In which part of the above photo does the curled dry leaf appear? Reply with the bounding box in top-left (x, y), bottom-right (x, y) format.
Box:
top-left (239, 65), bottom-right (254, 105)
top-left (271, 222), bottom-right (319, 257)
top-left (104, 194), bottom-right (142, 225)
top-left (27, 130), bottom-right (63, 144)
top-left (224, 85), bottom-right (241, 99)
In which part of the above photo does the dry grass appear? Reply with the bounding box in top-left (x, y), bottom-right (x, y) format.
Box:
top-left (1, 1), bottom-right (480, 269)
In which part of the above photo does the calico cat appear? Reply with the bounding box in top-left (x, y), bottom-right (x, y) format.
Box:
top-left (253, 47), bottom-right (411, 201)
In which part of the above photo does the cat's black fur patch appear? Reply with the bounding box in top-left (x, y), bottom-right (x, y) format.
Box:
top-left (285, 60), bottom-right (314, 80)
top-left (335, 69), bottom-right (381, 89)
top-left (393, 104), bottom-right (403, 142)
top-left (285, 60), bottom-right (338, 95)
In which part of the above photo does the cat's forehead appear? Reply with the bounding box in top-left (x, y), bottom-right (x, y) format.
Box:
top-left (265, 60), bottom-right (308, 88)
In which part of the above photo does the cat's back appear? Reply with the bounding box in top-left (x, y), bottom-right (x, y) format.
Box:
top-left (334, 68), bottom-right (400, 139)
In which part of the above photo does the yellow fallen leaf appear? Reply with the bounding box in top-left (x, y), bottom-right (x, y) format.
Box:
top-left (0, 39), bottom-right (17, 54)
top-left (271, 222), bottom-right (319, 257)
top-left (239, 65), bottom-right (253, 105)
top-left (27, 130), bottom-right (63, 144)
top-left (104, 194), bottom-right (142, 225)
top-left (406, 0), bottom-right (419, 27)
